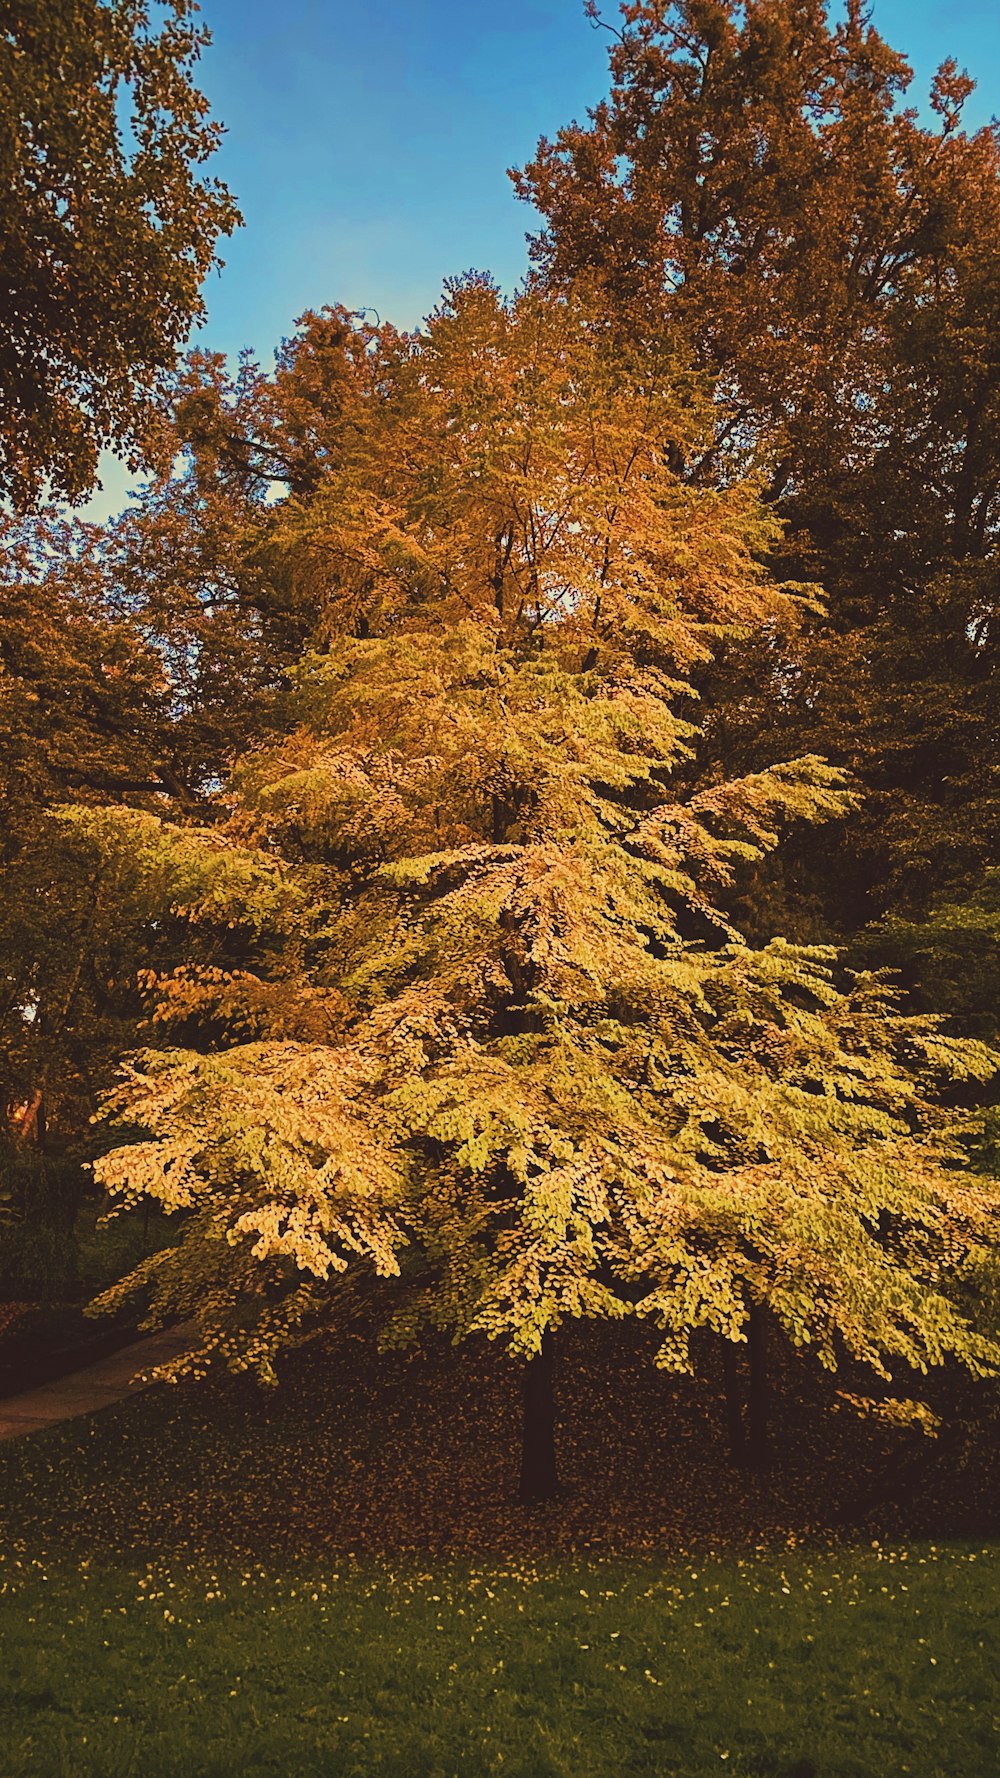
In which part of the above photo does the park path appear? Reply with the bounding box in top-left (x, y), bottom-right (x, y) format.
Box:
top-left (0, 1324), bottom-right (193, 1441)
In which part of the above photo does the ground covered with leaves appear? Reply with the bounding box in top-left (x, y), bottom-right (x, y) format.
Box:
top-left (0, 1323), bottom-right (997, 1560)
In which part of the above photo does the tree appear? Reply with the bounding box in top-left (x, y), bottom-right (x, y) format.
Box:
top-left (869, 870), bottom-right (1000, 1046)
top-left (514, 0), bottom-right (1000, 957)
top-left (514, 1), bottom-right (998, 493)
top-left (0, 0), bottom-right (239, 509)
top-left (0, 511), bottom-right (171, 843)
top-left (86, 285), bottom-right (1000, 1499)
top-left (94, 310), bottom-right (378, 793)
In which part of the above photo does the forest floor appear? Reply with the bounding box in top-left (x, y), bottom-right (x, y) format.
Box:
top-left (0, 1325), bottom-right (997, 1775)
top-left (0, 1320), bottom-right (996, 1558)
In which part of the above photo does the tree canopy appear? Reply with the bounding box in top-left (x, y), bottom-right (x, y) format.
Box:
top-left (0, 0), bottom-right (239, 509)
top-left (514, 0), bottom-right (1000, 983)
top-left (60, 285), bottom-right (1000, 1495)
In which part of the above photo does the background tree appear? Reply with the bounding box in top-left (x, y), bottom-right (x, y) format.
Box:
top-left (514, 0), bottom-right (1000, 1010)
top-left (0, 0), bottom-right (239, 509)
top-left (515, 0), bottom-right (997, 502)
top-left (95, 309), bottom-right (377, 792)
top-left (0, 512), bottom-right (171, 842)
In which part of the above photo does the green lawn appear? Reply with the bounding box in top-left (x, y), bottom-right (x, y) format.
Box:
top-left (0, 1543), bottom-right (996, 1777)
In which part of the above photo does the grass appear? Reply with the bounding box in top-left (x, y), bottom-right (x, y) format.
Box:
top-left (0, 1543), bottom-right (996, 1776)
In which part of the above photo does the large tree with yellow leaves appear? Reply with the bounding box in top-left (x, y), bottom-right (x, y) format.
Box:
top-left (88, 284), bottom-right (1000, 1499)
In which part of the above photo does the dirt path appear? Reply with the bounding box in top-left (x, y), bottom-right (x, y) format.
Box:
top-left (0, 1325), bottom-right (193, 1441)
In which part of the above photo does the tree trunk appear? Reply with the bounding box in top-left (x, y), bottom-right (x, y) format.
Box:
top-left (721, 1337), bottom-right (748, 1467)
top-left (747, 1303), bottom-right (770, 1471)
top-left (518, 1330), bottom-right (559, 1504)
top-left (11, 1087), bottom-right (44, 1144)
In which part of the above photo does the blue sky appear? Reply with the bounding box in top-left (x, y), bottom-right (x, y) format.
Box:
top-left (84, 0), bottom-right (1000, 517)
